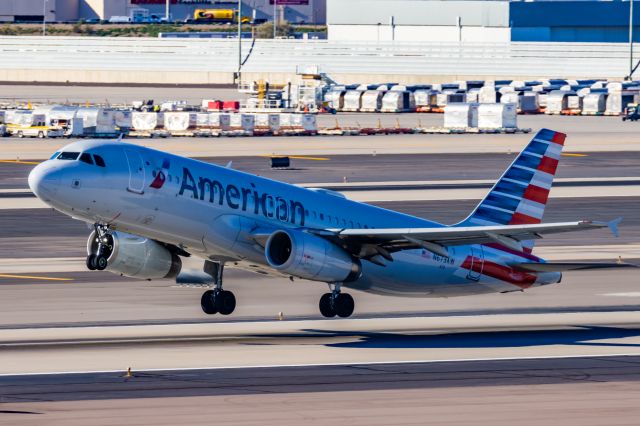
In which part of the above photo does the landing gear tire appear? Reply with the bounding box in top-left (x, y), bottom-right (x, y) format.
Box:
top-left (319, 290), bottom-right (355, 318)
top-left (218, 290), bottom-right (236, 315)
top-left (334, 293), bottom-right (355, 318)
top-left (201, 290), bottom-right (218, 315)
top-left (319, 293), bottom-right (336, 318)
top-left (200, 262), bottom-right (236, 316)
top-left (86, 254), bottom-right (97, 271)
top-left (95, 255), bottom-right (108, 271)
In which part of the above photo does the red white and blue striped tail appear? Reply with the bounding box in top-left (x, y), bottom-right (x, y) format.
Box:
top-left (457, 128), bottom-right (566, 249)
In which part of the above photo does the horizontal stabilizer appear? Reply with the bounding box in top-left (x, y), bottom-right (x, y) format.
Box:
top-left (512, 262), bottom-right (638, 273)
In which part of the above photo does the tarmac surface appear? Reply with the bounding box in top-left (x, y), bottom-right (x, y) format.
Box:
top-left (1, 89), bottom-right (640, 424)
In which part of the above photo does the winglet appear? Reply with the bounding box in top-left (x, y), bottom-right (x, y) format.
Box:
top-left (116, 133), bottom-right (124, 142)
top-left (226, 161), bottom-right (233, 169)
top-left (608, 217), bottom-right (623, 238)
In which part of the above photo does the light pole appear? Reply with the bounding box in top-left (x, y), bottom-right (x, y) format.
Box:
top-left (238, 0), bottom-right (243, 82)
top-left (165, 0), bottom-right (170, 22)
top-left (42, 0), bottom-right (47, 36)
top-left (630, 0), bottom-right (635, 79)
top-left (273, 0), bottom-right (277, 38)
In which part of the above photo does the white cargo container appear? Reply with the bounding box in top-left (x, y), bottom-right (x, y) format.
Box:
top-left (381, 91), bottom-right (415, 113)
top-left (324, 90), bottom-right (346, 111)
top-left (500, 92), bottom-right (521, 107)
top-left (229, 114), bottom-right (255, 132)
top-left (254, 113), bottom-right (281, 132)
top-left (582, 93), bottom-right (607, 115)
top-left (436, 93), bottom-right (465, 107)
top-left (33, 105), bottom-right (78, 127)
top-left (444, 103), bottom-right (479, 128)
top-left (465, 88), bottom-right (481, 103)
top-left (567, 95), bottom-right (583, 111)
top-left (414, 90), bottom-right (438, 111)
top-left (478, 103), bottom-right (517, 129)
top-left (478, 86), bottom-right (498, 104)
top-left (76, 107), bottom-right (117, 134)
top-left (360, 90), bottom-right (386, 112)
top-left (209, 113), bottom-right (231, 130)
top-left (343, 90), bottom-right (364, 112)
top-left (132, 112), bottom-right (160, 131)
top-left (196, 113), bottom-right (211, 128)
top-left (605, 91), bottom-right (636, 115)
top-left (114, 110), bottom-right (133, 130)
top-left (545, 91), bottom-right (572, 114)
top-left (164, 112), bottom-right (198, 132)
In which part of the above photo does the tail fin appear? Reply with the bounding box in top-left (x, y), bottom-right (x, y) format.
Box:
top-left (458, 129), bottom-right (566, 249)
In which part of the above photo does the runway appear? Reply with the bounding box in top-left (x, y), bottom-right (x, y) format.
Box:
top-left (2, 355), bottom-right (640, 425)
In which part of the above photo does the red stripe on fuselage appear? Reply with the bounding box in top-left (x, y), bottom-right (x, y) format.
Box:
top-left (522, 185), bottom-right (550, 205)
top-left (509, 212), bottom-right (541, 225)
top-left (461, 256), bottom-right (537, 289)
top-left (537, 156), bottom-right (559, 175)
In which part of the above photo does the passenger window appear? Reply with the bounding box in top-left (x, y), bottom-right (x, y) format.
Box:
top-left (49, 152), bottom-right (60, 160)
top-left (58, 152), bottom-right (80, 161)
top-left (93, 155), bottom-right (106, 167)
top-left (79, 153), bottom-right (93, 165)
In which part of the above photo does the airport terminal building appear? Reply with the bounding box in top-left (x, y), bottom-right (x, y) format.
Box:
top-left (327, 0), bottom-right (640, 43)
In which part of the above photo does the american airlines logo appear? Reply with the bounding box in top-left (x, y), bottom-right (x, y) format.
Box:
top-left (178, 167), bottom-right (307, 226)
top-left (150, 159), bottom-right (170, 189)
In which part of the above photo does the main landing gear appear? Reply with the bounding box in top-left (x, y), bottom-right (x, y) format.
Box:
top-left (86, 224), bottom-right (112, 271)
top-left (319, 284), bottom-right (355, 318)
top-left (200, 261), bottom-right (236, 316)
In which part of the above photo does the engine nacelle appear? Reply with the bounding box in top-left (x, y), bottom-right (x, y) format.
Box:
top-left (87, 231), bottom-right (182, 279)
top-left (265, 229), bottom-right (361, 283)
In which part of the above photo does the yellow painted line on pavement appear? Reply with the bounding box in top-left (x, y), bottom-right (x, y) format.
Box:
top-left (259, 155), bottom-right (330, 161)
top-left (561, 153), bottom-right (588, 157)
top-left (0, 160), bottom-right (40, 165)
top-left (0, 274), bottom-right (73, 282)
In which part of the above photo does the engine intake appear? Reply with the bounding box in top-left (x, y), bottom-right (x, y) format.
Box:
top-left (87, 231), bottom-right (182, 279)
top-left (265, 229), bottom-right (361, 283)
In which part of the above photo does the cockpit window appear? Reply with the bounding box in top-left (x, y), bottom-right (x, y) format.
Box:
top-left (49, 152), bottom-right (60, 160)
top-left (79, 153), bottom-right (93, 165)
top-left (93, 155), bottom-right (106, 167)
top-left (57, 152), bottom-right (80, 161)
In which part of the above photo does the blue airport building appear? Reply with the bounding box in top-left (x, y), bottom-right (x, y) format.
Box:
top-left (327, 0), bottom-right (640, 43)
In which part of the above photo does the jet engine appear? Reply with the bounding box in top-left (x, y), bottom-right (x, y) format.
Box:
top-left (265, 229), bottom-right (361, 283)
top-left (87, 231), bottom-right (182, 279)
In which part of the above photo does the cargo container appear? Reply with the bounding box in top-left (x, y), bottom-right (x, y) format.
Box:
top-left (360, 90), bottom-right (386, 112)
top-left (582, 93), bottom-right (607, 115)
top-left (605, 91), bottom-right (637, 115)
top-left (229, 114), bottom-right (255, 132)
top-left (381, 91), bottom-right (416, 113)
top-left (444, 103), bottom-right (478, 128)
top-left (414, 89), bottom-right (439, 112)
top-left (164, 112), bottom-right (198, 132)
top-left (342, 90), bottom-right (365, 112)
top-left (132, 112), bottom-right (161, 131)
top-left (76, 107), bottom-right (117, 135)
top-left (545, 90), bottom-right (574, 114)
top-left (478, 103), bottom-right (517, 129)
top-left (324, 90), bottom-right (346, 111)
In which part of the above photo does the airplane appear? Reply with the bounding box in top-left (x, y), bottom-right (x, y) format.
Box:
top-left (28, 129), bottom-right (634, 318)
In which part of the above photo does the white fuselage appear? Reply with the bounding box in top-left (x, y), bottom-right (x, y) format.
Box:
top-left (29, 140), bottom-right (561, 297)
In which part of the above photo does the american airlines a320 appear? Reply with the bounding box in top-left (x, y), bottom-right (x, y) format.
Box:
top-left (1, 0), bottom-right (640, 424)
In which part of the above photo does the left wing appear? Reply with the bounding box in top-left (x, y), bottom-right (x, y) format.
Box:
top-left (312, 219), bottom-right (620, 261)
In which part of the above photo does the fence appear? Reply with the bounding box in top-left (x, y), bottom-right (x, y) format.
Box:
top-left (0, 36), bottom-right (635, 84)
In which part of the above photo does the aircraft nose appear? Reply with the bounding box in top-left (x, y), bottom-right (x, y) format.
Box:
top-left (28, 162), bottom-right (61, 200)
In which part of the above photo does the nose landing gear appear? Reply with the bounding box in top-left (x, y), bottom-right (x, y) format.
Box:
top-left (319, 284), bottom-right (355, 318)
top-left (200, 261), bottom-right (236, 316)
top-left (86, 224), bottom-right (113, 271)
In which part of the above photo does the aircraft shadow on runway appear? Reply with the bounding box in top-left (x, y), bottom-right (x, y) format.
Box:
top-left (262, 326), bottom-right (640, 349)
